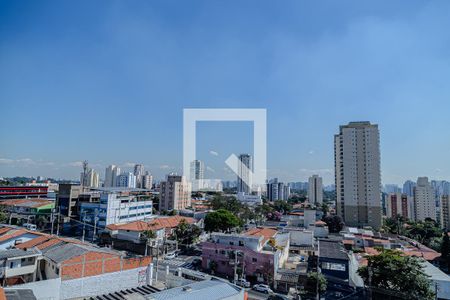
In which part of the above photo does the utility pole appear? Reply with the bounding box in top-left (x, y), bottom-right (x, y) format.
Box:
top-left (56, 206), bottom-right (60, 236)
top-left (233, 250), bottom-right (238, 283)
top-left (50, 208), bottom-right (55, 235)
top-left (82, 211), bottom-right (86, 242)
top-left (92, 216), bottom-right (98, 242)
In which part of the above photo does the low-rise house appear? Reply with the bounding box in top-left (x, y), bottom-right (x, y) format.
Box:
top-left (105, 215), bottom-right (198, 254)
top-left (201, 227), bottom-right (290, 284)
top-left (0, 227), bottom-right (46, 250)
top-left (0, 248), bottom-right (41, 286)
top-left (0, 199), bottom-right (54, 226)
top-left (318, 239), bottom-right (349, 283)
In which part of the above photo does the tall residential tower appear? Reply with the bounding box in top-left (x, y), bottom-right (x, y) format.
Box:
top-left (334, 121), bottom-right (382, 229)
top-left (308, 175), bottom-right (323, 205)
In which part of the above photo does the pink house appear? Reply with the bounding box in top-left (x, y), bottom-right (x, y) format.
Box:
top-left (201, 227), bottom-right (290, 283)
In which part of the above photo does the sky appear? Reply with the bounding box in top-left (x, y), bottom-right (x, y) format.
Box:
top-left (1, 0), bottom-right (450, 185)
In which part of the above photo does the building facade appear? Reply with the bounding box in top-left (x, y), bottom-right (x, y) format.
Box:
top-left (403, 180), bottom-right (416, 197)
top-left (116, 172), bottom-right (137, 188)
top-left (104, 165), bottom-right (121, 188)
top-left (308, 175), bottom-right (323, 205)
top-left (440, 195), bottom-right (450, 230)
top-left (159, 175), bottom-right (191, 211)
top-left (414, 177), bottom-right (436, 222)
top-left (334, 121), bottom-right (381, 229)
top-left (237, 154), bottom-right (252, 194)
top-left (385, 193), bottom-right (414, 220)
top-left (190, 160), bottom-right (205, 191)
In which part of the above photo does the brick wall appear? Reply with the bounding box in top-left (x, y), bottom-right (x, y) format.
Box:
top-left (60, 252), bottom-right (151, 280)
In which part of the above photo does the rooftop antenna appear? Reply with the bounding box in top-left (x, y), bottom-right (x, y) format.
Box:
top-left (82, 160), bottom-right (88, 188)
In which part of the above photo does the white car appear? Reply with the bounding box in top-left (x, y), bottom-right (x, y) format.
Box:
top-left (165, 252), bottom-right (177, 259)
top-left (235, 279), bottom-right (251, 288)
top-left (252, 284), bottom-right (273, 294)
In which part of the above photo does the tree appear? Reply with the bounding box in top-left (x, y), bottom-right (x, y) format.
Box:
top-left (272, 200), bottom-right (292, 213)
top-left (357, 249), bottom-right (435, 300)
top-left (173, 219), bottom-right (201, 247)
top-left (441, 234), bottom-right (450, 271)
top-left (204, 209), bottom-right (240, 232)
top-left (322, 215), bottom-right (344, 233)
top-left (304, 272), bottom-right (327, 295)
top-left (0, 207), bottom-right (8, 224)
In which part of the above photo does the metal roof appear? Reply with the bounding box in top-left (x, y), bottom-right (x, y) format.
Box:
top-left (42, 242), bottom-right (119, 264)
top-left (145, 279), bottom-right (242, 300)
top-left (318, 240), bottom-right (349, 261)
top-left (84, 284), bottom-right (160, 300)
top-left (0, 248), bottom-right (41, 260)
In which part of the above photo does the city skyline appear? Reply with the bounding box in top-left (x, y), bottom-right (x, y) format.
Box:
top-left (2, 1), bottom-right (450, 184)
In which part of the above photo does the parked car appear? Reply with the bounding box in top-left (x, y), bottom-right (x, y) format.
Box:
top-left (23, 223), bottom-right (37, 231)
top-left (165, 251), bottom-right (177, 259)
top-left (235, 278), bottom-right (251, 288)
top-left (252, 284), bottom-right (273, 294)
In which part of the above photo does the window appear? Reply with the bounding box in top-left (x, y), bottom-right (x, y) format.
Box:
top-left (252, 258), bottom-right (257, 262)
top-left (239, 241), bottom-right (244, 246)
top-left (229, 242), bottom-right (234, 245)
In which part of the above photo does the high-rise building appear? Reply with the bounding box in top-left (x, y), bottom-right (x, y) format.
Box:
top-left (383, 184), bottom-right (401, 194)
top-left (116, 172), bottom-right (137, 188)
top-left (440, 195), bottom-right (450, 230)
top-left (414, 177), bottom-right (436, 222)
top-left (237, 154), bottom-right (252, 194)
top-left (308, 175), bottom-right (323, 205)
top-left (386, 193), bottom-right (414, 220)
top-left (190, 160), bottom-right (205, 191)
top-left (159, 174), bottom-right (191, 211)
top-left (104, 165), bottom-right (121, 187)
top-left (142, 172), bottom-right (153, 190)
top-left (80, 168), bottom-right (99, 188)
top-left (334, 121), bottom-right (382, 229)
top-left (266, 178), bottom-right (289, 201)
top-left (403, 180), bottom-right (416, 197)
top-left (134, 164), bottom-right (145, 188)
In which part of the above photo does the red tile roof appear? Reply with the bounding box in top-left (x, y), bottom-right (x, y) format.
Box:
top-left (107, 215), bottom-right (196, 232)
top-left (244, 227), bottom-right (277, 244)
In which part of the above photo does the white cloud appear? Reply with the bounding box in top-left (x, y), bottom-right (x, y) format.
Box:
top-left (209, 150), bottom-right (219, 156)
top-left (67, 161), bottom-right (83, 167)
top-left (0, 158), bottom-right (14, 164)
top-left (206, 166), bottom-right (216, 173)
top-left (308, 150), bottom-right (315, 155)
top-left (159, 164), bottom-right (171, 170)
top-left (122, 162), bottom-right (136, 168)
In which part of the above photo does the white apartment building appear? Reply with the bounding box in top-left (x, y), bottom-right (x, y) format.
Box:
top-left (334, 121), bottom-right (382, 229)
top-left (79, 189), bottom-right (153, 230)
top-left (116, 172), bottom-right (137, 188)
top-left (80, 168), bottom-right (99, 188)
top-left (308, 175), bottom-right (323, 205)
top-left (414, 177), bottom-right (436, 222)
top-left (142, 172), bottom-right (153, 189)
top-left (159, 174), bottom-right (192, 211)
top-left (104, 165), bottom-right (121, 187)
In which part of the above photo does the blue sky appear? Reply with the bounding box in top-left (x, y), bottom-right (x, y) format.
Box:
top-left (1, 0), bottom-right (450, 185)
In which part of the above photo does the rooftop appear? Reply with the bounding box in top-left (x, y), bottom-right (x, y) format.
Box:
top-left (319, 239), bottom-right (349, 261)
top-left (145, 279), bottom-right (242, 300)
top-left (0, 248), bottom-right (41, 260)
top-left (107, 215), bottom-right (196, 232)
top-left (244, 227), bottom-right (277, 244)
